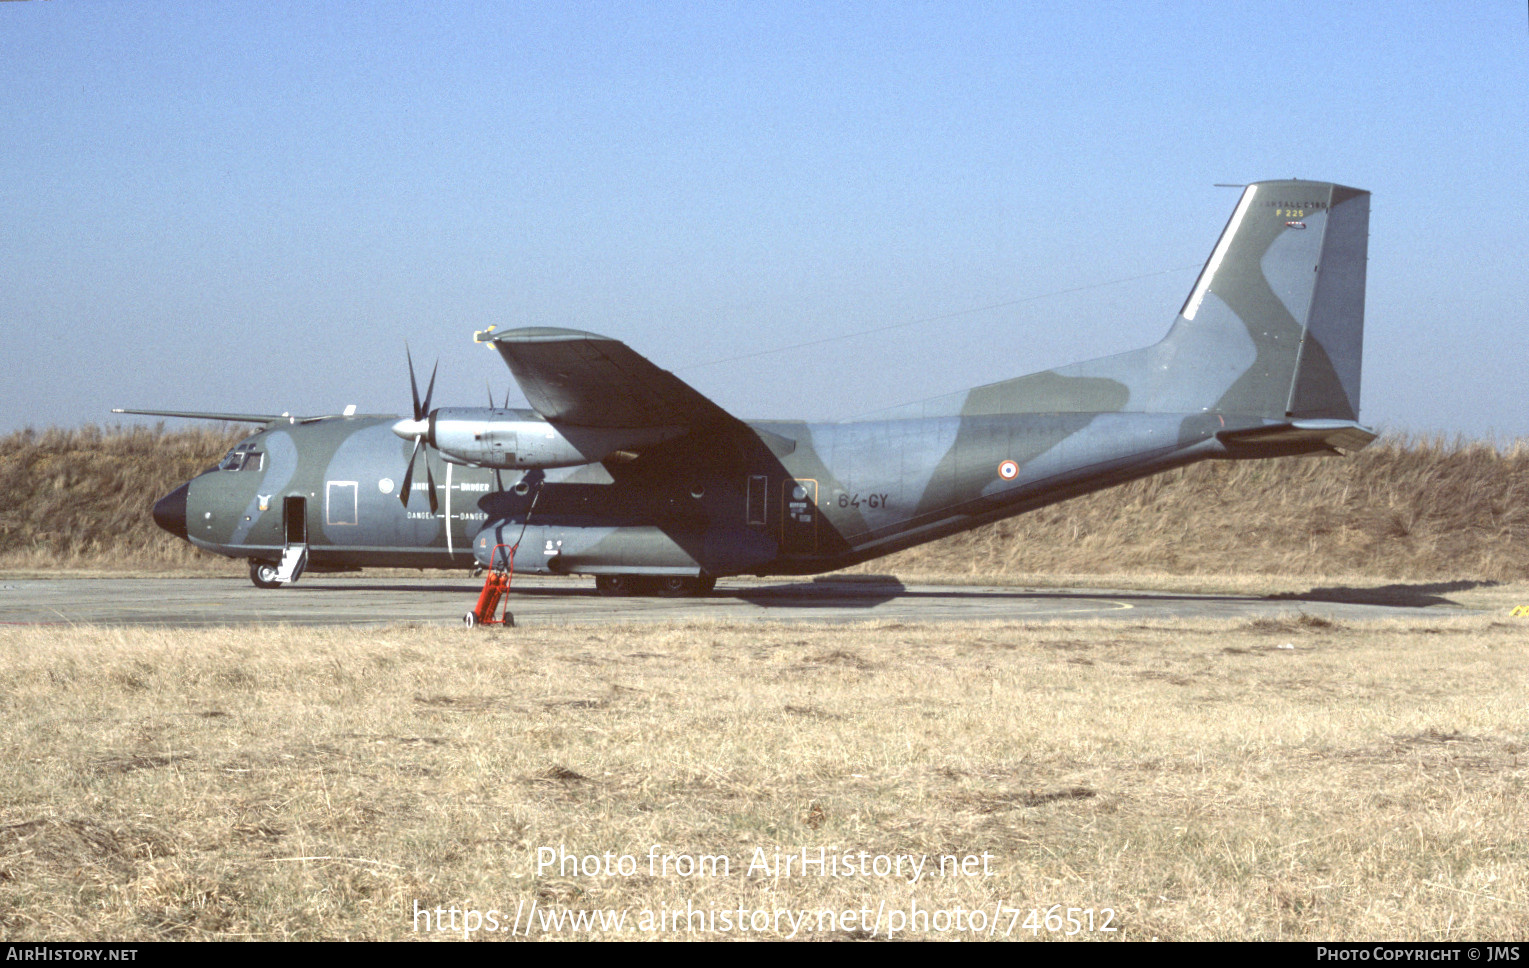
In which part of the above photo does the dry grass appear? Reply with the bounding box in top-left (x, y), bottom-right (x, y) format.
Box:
top-left (0, 425), bottom-right (247, 574)
top-left (2, 617), bottom-right (1525, 940)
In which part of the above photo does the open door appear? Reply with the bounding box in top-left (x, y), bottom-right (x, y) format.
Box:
top-left (275, 495), bottom-right (309, 584)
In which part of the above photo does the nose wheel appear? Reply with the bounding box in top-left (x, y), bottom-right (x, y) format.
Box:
top-left (249, 560), bottom-right (282, 589)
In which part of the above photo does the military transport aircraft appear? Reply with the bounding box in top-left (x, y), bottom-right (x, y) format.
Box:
top-left (123, 179), bottom-right (1374, 596)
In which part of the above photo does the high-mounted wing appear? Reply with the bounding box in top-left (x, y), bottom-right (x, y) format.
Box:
top-left (112, 408), bottom-right (366, 426)
top-left (478, 327), bottom-right (742, 430)
top-left (112, 408), bottom-right (286, 424)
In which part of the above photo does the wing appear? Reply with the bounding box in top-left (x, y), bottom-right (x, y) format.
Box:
top-left (478, 327), bottom-right (742, 430)
top-left (112, 408), bottom-right (286, 424)
top-left (112, 408), bottom-right (365, 426)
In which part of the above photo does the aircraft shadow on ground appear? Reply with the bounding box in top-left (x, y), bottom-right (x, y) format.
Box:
top-left (731, 576), bottom-right (908, 609)
top-left (292, 578), bottom-right (1487, 612)
top-left (296, 578), bottom-right (1255, 610)
top-left (1269, 580), bottom-right (1499, 609)
top-left (717, 579), bottom-right (1258, 610)
top-left (315, 579), bottom-right (913, 606)
top-left (301, 583), bottom-right (483, 595)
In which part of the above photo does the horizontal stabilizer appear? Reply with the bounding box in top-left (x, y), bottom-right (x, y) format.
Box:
top-left (1217, 419), bottom-right (1377, 456)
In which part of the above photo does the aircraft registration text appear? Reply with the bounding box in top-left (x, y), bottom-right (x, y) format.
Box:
top-left (837, 492), bottom-right (891, 510)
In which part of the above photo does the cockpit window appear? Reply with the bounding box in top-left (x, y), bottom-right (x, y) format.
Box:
top-left (217, 443), bottom-right (264, 472)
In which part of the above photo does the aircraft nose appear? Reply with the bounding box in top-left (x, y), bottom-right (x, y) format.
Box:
top-left (152, 484), bottom-right (189, 540)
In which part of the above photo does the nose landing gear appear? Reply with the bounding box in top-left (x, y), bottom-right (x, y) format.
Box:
top-left (249, 560), bottom-right (282, 589)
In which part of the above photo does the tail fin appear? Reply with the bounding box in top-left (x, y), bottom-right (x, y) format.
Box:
top-left (1172, 179), bottom-right (1369, 420)
top-left (905, 180), bottom-right (1370, 423)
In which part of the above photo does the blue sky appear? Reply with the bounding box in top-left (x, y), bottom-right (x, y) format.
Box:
top-left (3, 2), bottom-right (1526, 439)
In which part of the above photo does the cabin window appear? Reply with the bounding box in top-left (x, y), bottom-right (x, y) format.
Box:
top-left (326, 481), bottom-right (359, 526)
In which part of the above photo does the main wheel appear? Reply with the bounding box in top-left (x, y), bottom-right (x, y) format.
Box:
top-left (249, 560), bottom-right (282, 589)
top-left (656, 576), bottom-right (698, 597)
top-left (595, 574), bottom-right (653, 596)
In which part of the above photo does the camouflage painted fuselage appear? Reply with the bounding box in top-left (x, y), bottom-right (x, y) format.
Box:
top-left (158, 179), bottom-right (1375, 582)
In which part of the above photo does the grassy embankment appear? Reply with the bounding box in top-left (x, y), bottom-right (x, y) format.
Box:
top-left (1, 425), bottom-right (247, 574)
top-left (5, 425), bottom-right (1529, 584)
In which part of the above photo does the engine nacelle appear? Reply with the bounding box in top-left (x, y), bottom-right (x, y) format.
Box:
top-left (395, 408), bottom-right (687, 469)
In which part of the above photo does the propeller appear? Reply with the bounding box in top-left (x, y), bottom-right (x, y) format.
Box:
top-left (487, 381), bottom-right (511, 410)
top-left (393, 346), bottom-right (440, 515)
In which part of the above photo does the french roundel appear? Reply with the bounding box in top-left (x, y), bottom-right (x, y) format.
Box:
top-left (998, 460), bottom-right (1019, 480)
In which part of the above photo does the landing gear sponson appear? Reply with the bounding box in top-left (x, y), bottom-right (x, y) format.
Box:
top-left (594, 574), bottom-right (716, 597)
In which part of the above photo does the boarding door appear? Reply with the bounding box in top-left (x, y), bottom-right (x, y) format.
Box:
top-left (275, 496), bottom-right (309, 584)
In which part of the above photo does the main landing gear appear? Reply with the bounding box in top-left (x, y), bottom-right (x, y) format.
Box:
top-left (594, 574), bottom-right (716, 597)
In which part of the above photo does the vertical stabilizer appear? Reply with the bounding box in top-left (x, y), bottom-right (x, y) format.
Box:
top-left (879, 179), bottom-right (1370, 423)
top-left (1172, 180), bottom-right (1369, 419)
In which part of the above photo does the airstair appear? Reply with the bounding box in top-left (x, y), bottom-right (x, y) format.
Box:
top-left (273, 542), bottom-right (308, 584)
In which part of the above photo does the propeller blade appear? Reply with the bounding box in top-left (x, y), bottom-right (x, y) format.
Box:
top-left (426, 457), bottom-right (439, 515)
top-left (421, 361), bottom-right (438, 418)
top-left (400, 435), bottom-right (422, 507)
top-left (406, 345), bottom-right (423, 421)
